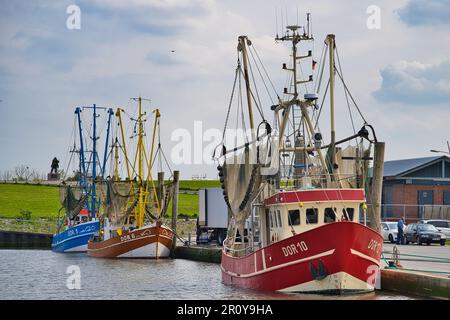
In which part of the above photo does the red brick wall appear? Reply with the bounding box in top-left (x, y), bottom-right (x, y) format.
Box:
top-left (388, 183), bottom-right (450, 222)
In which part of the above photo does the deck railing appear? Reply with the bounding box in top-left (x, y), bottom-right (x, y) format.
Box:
top-left (268, 173), bottom-right (362, 190)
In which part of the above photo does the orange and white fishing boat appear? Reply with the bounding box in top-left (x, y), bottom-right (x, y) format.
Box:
top-left (215, 17), bottom-right (383, 294)
top-left (88, 221), bottom-right (174, 258)
top-left (88, 97), bottom-right (177, 259)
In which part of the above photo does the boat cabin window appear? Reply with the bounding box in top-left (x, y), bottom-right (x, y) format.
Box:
top-left (276, 210), bottom-right (282, 227)
top-left (269, 212), bottom-right (274, 228)
top-left (288, 210), bottom-right (301, 226)
top-left (343, 208), bottom-right (355, 221)
top-left (324, 208), bottom-right (337, 223)
top-left (306, 208), bottom-right (318, 224)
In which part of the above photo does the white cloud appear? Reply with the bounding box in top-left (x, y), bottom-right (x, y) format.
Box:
top-left (398, 0), bottom-right (450, 26)
top-left (374, 60), bottom-right (450, 104)
top-left (1, 0), bottom-right (450, 178)
top-left (91, 0), bottom-right (214, 10)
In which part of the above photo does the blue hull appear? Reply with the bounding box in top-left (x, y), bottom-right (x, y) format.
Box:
top-left (52, 220), bottom-right (100, 253)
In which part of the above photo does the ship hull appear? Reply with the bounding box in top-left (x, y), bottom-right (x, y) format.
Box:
top-left (52, 220), bottom-right (100, 253)
top-left (221, 222), bottom-right (382, 294)
top-left (87, 224), bottom-right (174, 258)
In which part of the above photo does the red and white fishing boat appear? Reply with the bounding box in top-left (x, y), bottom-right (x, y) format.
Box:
top-left (216, 17), bottom-right (383, 294)
top-left (221, 189), bottom-right (382, 293)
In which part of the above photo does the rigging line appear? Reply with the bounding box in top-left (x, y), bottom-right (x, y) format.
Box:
top-left (314, 79), bottom-right (330, 130)
top-left (335, 45), bottom-right (356, 135)
top-left (115, 140), bottom-right (142, 182)
top-left (253, 44), bottom-right (280, 100)
top-left (151, 148), bottom-right (160, 173)
top-left (158, 124), bottom-right (163, 174)
top-left (240, 90), bottom-right (248, 142)
top-left (313, 42), bottom-right (325, 93)
top-left (239, 64), bottom-right (265, 120)
top-left (63, 149), bottom-right (75, 181)
top-left (62, 116), bottom-right (77, 181)
top-left (237, 62), bottom-right (248, 140)
top-left (236, 67), bottom-right (241, 144)
top-left (160, 147), bottom-right (173, 177)
top-left (335, 65), bottom-right (368, 124)
top-left (222, 60), bottom-right (240, 141)
top-left (248, 46), bottom-right (275, 105)
top-left (316, 42), bottom-right (328, 94)
top-left (247, 51), bottom-right (265, 120)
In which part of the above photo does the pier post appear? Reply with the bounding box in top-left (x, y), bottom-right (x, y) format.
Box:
top-left (158, 171), bottom-right (165, 205)
top-left (171, 171), bottom-right (180, 254)
top-left (369, 142), bottom-right (385, 233)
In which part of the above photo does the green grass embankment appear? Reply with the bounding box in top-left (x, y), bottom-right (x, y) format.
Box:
top-left (0, 180), bottom-right (219, 221)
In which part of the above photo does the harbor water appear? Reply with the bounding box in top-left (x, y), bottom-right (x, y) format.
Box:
top-left (0, 249), bottom-right (420, 300)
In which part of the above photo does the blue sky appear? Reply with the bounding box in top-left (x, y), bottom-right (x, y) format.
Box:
top-left (0, 0), bottom-right (449, 179)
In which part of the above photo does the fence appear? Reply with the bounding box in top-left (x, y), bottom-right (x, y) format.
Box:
top-left (377, 204), bottom-right (450, 223)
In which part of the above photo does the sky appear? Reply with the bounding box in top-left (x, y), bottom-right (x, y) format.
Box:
top-left (0, 0), bottom-right (449, 180)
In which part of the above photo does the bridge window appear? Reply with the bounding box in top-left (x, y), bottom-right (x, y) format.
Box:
top-left (269, 211), bottom-right (274, 228)
top-left (276, 210), bottom-right (282, 227)
top-left (288, 210), bottom-right (301, 226)
top-left (343, 208), bottom-right (355, 221)
top-left (324, 208), bottom-right (337, 223)
top-left (306, 208), bottom-right (318, 224)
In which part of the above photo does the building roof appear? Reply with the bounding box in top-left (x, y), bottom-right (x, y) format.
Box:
top-left (382, 156), bottom-right (447, 177)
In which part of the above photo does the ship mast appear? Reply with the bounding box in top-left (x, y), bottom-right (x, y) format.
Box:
top-left (92, 104), bottom-right (97, 219)
top-left (116, 108), bottom-right (132, 181)
top-left (276, 20), bottom-right (330, 179)
top-left (238, 36), bottom-right (256, 141)
top-left (128, 97), bottom-right (161, 227)
top-left (133, 97), bottom-right (149, 228)
top-left (326, 34), bottom-right (337, 179)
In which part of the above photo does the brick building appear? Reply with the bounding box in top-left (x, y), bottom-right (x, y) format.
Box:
top-left (380, 156), bottom-right (450, 222)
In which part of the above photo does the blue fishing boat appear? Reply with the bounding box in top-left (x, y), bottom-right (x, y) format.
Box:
top-left (52, 104), bottom-right (113, 253)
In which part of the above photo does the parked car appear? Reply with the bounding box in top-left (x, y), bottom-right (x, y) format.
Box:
top-left (419, 220), bottom-right (450, 238)
top-left (381, 222), bottom-right (398, 243)
top-left (404, 223), bottom-right (446, 246)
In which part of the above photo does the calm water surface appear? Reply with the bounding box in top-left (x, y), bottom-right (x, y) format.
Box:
top-left (0, 250), bottom-right (419, 300)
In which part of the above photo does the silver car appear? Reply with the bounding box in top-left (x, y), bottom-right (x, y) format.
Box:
top-left (381, 222), bottom-right (399, 243)
top-left (419, 220), bottom-right (450, 238)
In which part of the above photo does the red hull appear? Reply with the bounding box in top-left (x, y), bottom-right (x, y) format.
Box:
top-left (221, 222), bottom-right (383, 293)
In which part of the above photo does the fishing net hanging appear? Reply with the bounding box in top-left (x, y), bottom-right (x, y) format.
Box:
top-left (159, 181), bottom-right (175, 218)
top-left (100, 181), bottom-right (138, 225)
top-left (222, 146), bottom-right (262, 245)
top-left (59, 185), bottom-right (85, 219)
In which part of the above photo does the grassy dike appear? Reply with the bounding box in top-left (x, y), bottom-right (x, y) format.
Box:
top-left (0, 181), bottom-right (220, 234)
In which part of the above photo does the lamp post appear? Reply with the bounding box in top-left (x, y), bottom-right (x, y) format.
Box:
top-left (430, 149), bottom-right (450, 155)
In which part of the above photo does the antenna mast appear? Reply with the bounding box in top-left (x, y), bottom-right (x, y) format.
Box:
top-left (275, 14), bottom-right (330, 178)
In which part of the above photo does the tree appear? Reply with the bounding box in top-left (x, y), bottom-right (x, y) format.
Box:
top-left (14, 165), bottom-right (32, 181)
top-left (2, 170), bottom-right (13, 182)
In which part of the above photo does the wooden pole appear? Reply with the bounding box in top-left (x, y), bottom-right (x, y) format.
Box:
top-left (171, 171), bottom-right (180, 253)
top-left (369, 142), bottom-right (385, 233)
top-left (326, 34), bottom-right (336, 178)
top-left (158, 171), bottom-right (165, 206)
